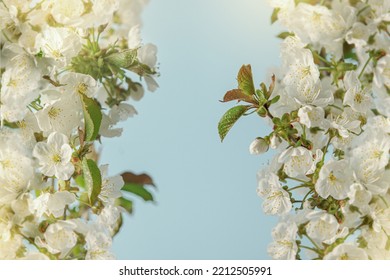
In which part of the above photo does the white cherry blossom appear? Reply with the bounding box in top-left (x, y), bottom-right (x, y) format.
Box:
top-left (99, 165), bottom-right (124, 204)
top-left (257, 171), bottom-right (292, 215)
top-left (305, 211), bottom-right (340, 245)
top-left (249, 138), bottom-right (269, 155)
top-left (278, 147), bottom-right (322, 179)
top-left (315, 159), bottom-right (353, 200)
top-left (33, 132), bottom-right (74, 180)
top-left (343, 71), bottom-right (372, 113)
top-left (268, 222), bottom-right (298, 260)
top-left (324, 243), bottom-right (368, 260)
top-left (35, 221), bottom-right (78, 258)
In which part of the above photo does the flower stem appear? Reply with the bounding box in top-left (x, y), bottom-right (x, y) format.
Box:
top-left (319, 67), bottom-right (333, 72)
top-left (287, 184), bottom-right (309, 192)
top-left (305, 234), bottom-right (322, 253)
top-left (358, 56), bottom-right (373, 80)
top-left (300, 245), bottom-right (320, 254)
top-left (300, 189), bottom-right (314, 209)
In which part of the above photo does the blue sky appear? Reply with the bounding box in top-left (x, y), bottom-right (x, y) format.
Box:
top-left (102, 0), bottom-right (283, 259)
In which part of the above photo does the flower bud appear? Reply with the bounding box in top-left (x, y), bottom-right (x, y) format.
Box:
top-left (249, 137), bottom-right (269, 155)
top-left (270, 134), bottom-right (282, 149)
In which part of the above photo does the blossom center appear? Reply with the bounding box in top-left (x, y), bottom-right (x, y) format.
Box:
top-left (7, 79), bottom-right (18, 88)
top-left (52, 154), bottom-right (62, 163)
top-left (77, 83), bottom-right (88, 95)
top-left (340, 253), bottom-right (349, 260)
top-left (328, 172), bottom-right (337, 184)
top-left (48, 107), bottom-right (61, 119)
top-left (354, 93), bottom-right (363, 104)
top-left (0, 159), bottom-right (13, 169)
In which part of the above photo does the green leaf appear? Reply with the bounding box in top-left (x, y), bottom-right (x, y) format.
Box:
top-left (255, 89), bottom-right (267, 106)
top-left (116, 197), bottom-right (133, 214)
top-left (277, 32), bottom-right (294, 39)
top-left (237, 65), bottom-right (255, 96)
top-left (122, 183), bottom-right (154, 202)
top-left (257, 106), bottom-right (267, 118)
top-left (82, 158), bottom-right (102, 205)
top-left (271, 8), bottom-right (280, 24)
top-left (74, 175), bottom-right (85, 188)
top-left (268, 74), bottom-right (276, 97)
top-left (269, 95), bottom-right (280, 105)
top-left (220, 89), bottom-right (257, 104)
top-left (104, 49), bottom-right (138, 69)
top-left (218, 105), bottom-right (248, 142)
top-left (81, 95), bottom-right (102, 141)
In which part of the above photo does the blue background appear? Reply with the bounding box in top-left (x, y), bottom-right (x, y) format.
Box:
top-left (102, 0), bottom-right (283, 259)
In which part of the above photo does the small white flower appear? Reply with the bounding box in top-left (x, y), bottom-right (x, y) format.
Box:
top-left (31, 191), bottom-right (76, 218)
top-left (51, 0), bottom-right (85, 25)
top-left (109, 103), bottom-right (137, 123)
top-left (347, 183), bottom-right (372, 214)
top-left (289, 3), bottom-right (347, 57)
top-left (35, 94), bottom-right (83, 136)
top-left (249, 138), bottom-right (269, 155)
top-left (315, 159), bottom-right (353, 200)
top-left (257, 170), bottom-right (292, 215)
top-left (60, 72), bottom-right (98, 98)
top-left (298, 105), bottom-right (327, 128)
top-left (85, 229), bottom-right (115, 260)
top-left (35, 27), bottom-right (81, 65)
top-left (0, 144), bottom-right (35, 204)
top-left (129, 83), bottom-right (145, 101)
top-left (343, 71), bottom-right (372, 113)
top-left (35, 220), bottom-right (78, 258)
top-left (268, 222), bottom-right (298, 260)
top-left (99, 165), bottom-right (124, 204)
top-left (282, 48), bottom-right (319, 94)
top-left (366, 116), bottom-right (390, 134)
top-left (305, 211), bottom-right (340, 245)
top-left (0, 234), bottom-right (23, 259)
top-left (329, 110), bottom-right (361, 138)
top-left (278, 147), bottom-right (322, 179)
top-left (350, 129), bottom-right (390, 175)
top-left (144, 75), bottom-right (159, 92)
top-left (270, 134), bottom-right (282, 149)
top-left (128, 25), bottom-right (142, 49)
top-left (97, 205), bottom-right (121, 235)
top-left (99, 113), bottom-right (123, 138)
top-left (324, 243), bottom-right (368, 260)
top-left (33, 132), bottom-right (74, 180)
top-left (346, 22), bottom-right (375, 47)
top-left (138, 43), bottom-right (158, 68)
top-left (91, 0), bottom-right (120, 25)
top-left (363, 228), bottom-right (390, 259)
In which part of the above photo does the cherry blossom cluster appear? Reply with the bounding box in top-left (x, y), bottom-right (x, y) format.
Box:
top-left (0, 0), bottom-right (158, 259)
top-left (220, 0), bottom-right (389, 259)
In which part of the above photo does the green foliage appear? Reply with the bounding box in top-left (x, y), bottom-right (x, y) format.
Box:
top-left (277, 32), bottom-right (294, 39)
top-left (218, 65), bottom-right (278, 142)
top-left (271, 8), bottom-right (280, 24)
top-left (81, 95), bottom-right (102, 142)
top-left (122, 183), bottom-right (154, 202)
top-left (70, 32), bottom-right (157, 108)
top-left (82, 158), bottom-right (102, 205)
top-left (116, 197), bottom-right (133, 214)
top-left (237, 64), bottom-right (256, 96)
top-left (121, 171), bottom-right (155, 202)
top-left (104, 49), bottom-right (138, 69)
top-left (218, 105), bottom-right (249, 142)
